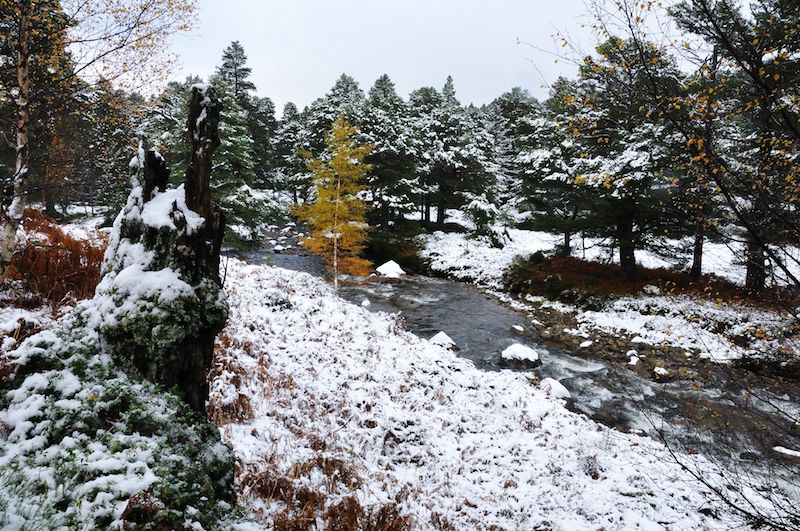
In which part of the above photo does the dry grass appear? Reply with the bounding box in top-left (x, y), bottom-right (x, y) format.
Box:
top-left (213, 323), bottom-right (413, 531)
top-left (5, 209), bottom-right (106, 305)
top-left (505, 254), bottom-right (799, 310)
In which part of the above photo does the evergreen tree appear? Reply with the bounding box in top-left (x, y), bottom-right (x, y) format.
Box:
top-left (210, 74), bottom-right (280, 248)
top-left (302, 74), bottom-right (365, 156)
top-left (409, 77), bottom-right (494, 226)
top-left (562, 39), bottom-right (684, 274)
top-left (216, 41), bottom-right (256, 106)
top-left (216, 41), bottom-right (277, 193)
top-left (274, 102), bottom-right (312, 203)
top-left (361, 74), bottom-right (418, 225)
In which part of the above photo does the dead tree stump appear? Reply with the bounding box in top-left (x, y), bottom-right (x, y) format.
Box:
top-left (97, 85), bottom-right (227, 412)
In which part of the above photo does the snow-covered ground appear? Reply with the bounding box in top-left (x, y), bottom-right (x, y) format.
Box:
top-left (420, 226), bottom-right (800, 289)
top-left (210, 258), bottom-right (763, 530)
top-left (419, 218), bottom-right (799, 363)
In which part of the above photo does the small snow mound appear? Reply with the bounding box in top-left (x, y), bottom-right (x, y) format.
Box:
top-left (429, 331), bottom-right (457, 350)
top-left (654, 366), bottom-right (669, 377)
top-left (501, 343), bottom-right (540, 363)
top-left (376, 260), bottom-right (405, 278)
top-left (540, 378), bottom-right (571, 400)
top-left (579, 340), bottom-right (594, 348)
top-left (642, 285), bottom-right (661, 296)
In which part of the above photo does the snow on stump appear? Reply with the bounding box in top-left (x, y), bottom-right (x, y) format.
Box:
top-left (500, 343), bottom-right (542, 369)
top-left (97, 85), bottom-right (227, 413)
top-left (430, 331), bottom-right (459, 351)
top-left (376, 259), bottom-right (405, 278)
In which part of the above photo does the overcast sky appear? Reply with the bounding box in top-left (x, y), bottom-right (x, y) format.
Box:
top-left (170, 0), bottom-right (594, 114)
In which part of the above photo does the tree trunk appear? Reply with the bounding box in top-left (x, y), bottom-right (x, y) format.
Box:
top-left (172, 85), bottom-right (226, 410)
top-left (560, 230), bottom-right (571, 258)
top-left (436, 197), bottom-right (446, 226)
top-left (689, 217), bottom-right (705, 281)
top-left (617, 212), bottom-right (637, 276)
top-left (0, 1), bottom-right (31, 278)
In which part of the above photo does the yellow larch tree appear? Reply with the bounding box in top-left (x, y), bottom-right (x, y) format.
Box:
top-left (298, 115), bottom-right (373, 289)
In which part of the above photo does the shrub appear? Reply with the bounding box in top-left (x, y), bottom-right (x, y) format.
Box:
top-left (7, 209), bottom-right (105, 304)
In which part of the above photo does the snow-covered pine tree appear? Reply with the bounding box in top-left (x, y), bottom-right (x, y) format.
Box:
top-left (486, 87), bottom-right (541, 209)
top-left (409, 76), bottom-right (494, 227)
top-left (517, 78), bottom-right (594, 257)
top-left (216, 40), bottom-right (256, 106)
top-left (302, 74), bottom-right (365, 156)
top-left (361, 74), bottom-right (418, 225)
top-left (216, 41), bottom-right (278, 195)
top-left (274, 102), bottom-right (312, 203)
top-left (210, 74), bottom-right (281, 248)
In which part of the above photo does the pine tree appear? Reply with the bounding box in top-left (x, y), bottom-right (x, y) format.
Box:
top-left (210, 74), bottom-right (280, 248)
top-left (274, 102), bottom-right (312, 203)
top-left (361, 74), bottom-right (418, 225)
top-left (302, 74), bottom-right (365, 156)
top-left (216, 42), bottom-right (279, 195)
top-left (409, 77), bottom-right (494, 226)
top-left (298, 115), bottom-right (373, 289)
top-left (216, 41), bottom-right (256, 106)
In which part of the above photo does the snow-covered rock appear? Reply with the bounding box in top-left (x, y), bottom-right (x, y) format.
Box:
top-left (540, 377), bottom-right (571, 400)
top-left (579, 340), bottom-right (594, 348)
top-left (429, 331), bottom-right (457, 350)
top-left (376, 260), bottom-right (405, 278)
top-left (642, 284), bottom-right (661, 296)
top-left (500, 343), bottom-right (542, 368)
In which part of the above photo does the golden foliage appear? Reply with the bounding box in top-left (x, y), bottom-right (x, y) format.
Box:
top-left (297, 115), bottom-right (374, 282)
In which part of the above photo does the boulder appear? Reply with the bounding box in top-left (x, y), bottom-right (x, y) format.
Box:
top-left (500, 343), bottom-right (542, 369)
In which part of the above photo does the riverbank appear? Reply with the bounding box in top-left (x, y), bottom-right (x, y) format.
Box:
top-left (418, 226), bottom-right (800, 383)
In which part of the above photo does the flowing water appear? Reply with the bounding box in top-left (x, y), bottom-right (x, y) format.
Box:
top-left (237, 249), bottom-right (800, 475)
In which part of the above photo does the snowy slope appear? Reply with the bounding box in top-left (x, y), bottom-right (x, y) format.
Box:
top-left (211, 259), bottom-right (748, 530)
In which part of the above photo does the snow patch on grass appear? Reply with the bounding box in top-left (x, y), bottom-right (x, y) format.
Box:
top-left (211, 259), bottom-right (746, 529)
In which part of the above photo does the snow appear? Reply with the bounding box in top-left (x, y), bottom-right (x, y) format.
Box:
top-left (539, 377), bottom-right (571, 400)
top-left (654, 367), bottom-right (669, 376)
top-left (429, 330), bottom-right (456, 348)
top-left (376, 259), bottom-right (405, 278)
top-left (209, 260), bottom-right (752, 529)
top-left (579, 340), bottom-right (594, 348)
top-left (140, 185), bottom-right (205, 233)
top-left (501, 342), bottom-right (540, 363)
top-left (419, 217), bottom-right (800, 289)
top-left (773, 446), bottom-right (800, 458)
top-left (420, 215), bottom-right (798, 364)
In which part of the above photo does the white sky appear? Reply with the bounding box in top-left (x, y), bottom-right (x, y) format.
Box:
top-left (170, 0), bottom-right (594, 114)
